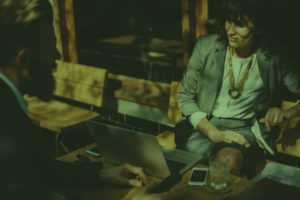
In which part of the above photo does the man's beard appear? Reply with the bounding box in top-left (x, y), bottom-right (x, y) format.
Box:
top-left (21, 62), bottom-right (55, 101)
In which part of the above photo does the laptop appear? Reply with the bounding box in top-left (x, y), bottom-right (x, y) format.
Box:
top-left (86, 120), bottom-right (203, 178)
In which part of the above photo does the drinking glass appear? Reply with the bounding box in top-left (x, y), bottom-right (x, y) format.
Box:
top-left (206, 158), bottom-right (231, 193)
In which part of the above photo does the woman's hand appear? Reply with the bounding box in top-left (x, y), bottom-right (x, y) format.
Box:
top-left (207, 130), bottom-right (250, 148)
top-left (259, 107), bottom-right (292, 131)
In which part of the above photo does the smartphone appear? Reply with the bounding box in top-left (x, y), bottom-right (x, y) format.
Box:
top-left (85, 146), bottom-right (102, 157)
top-left (188, 167), bottom-right (208, 186)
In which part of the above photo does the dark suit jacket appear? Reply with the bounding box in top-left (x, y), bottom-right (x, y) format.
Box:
top-left (0, 79), bottom-right (102, 199)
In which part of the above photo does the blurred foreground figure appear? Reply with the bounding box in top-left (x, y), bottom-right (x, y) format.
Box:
top-left (0, 0), bottom-right (165, 199)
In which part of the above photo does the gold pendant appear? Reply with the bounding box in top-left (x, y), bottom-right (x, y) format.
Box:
top-left (228, 88), bottom-right (241, 99)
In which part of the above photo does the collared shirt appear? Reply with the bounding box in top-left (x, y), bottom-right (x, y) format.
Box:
top-left (0, 73), bottom-right (28, 114)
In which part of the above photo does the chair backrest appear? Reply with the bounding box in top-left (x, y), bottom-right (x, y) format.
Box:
top-left (281, 101), bottom-right (300, 129)
top-left (54, 61), bottom-right (107, 107)
top-left (167, 81), bottom-right (181, 124)
top-left (111, 74), bottom-right (170, 109)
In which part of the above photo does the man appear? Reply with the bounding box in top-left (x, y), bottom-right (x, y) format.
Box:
top-left (177, 0), bottom-right (300, 176)
top-left (0, 0), bottom-right (165, 199)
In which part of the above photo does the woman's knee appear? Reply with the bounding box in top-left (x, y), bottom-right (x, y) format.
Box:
top-left (214, 147), bottom-right (244, 175)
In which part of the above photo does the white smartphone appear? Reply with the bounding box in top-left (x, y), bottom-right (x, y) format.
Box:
top-left (188, 167), bottom-right (208, 186)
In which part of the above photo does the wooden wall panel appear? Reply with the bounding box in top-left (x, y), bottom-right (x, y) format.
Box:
top-left (181, 0), bottom-right (208, 68)
top-left (53, 0), bottom-right (78, 63)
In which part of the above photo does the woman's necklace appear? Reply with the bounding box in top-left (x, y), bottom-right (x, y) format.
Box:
top-left (227, 48), bottom-right (254, 99)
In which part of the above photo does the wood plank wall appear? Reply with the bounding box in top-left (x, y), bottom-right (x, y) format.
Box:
top-left (182, 0), bottom-right (208, 68)
top-left (53, 0), bottom-right (78, 63)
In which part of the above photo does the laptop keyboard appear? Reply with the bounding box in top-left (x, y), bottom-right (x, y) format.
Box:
top-left (165, 158), bottom-right (186, 174)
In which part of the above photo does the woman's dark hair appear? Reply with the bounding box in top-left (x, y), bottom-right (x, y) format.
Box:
top-left (215, 0), bottom-right (270, 50)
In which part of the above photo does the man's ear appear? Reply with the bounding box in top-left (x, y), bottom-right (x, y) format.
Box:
top-left (14, 49), bottom-right (28, 67)
top-left (13, 49), bottom-right (31, 78)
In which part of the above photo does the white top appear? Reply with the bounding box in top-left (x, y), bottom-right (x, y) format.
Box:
top-left (212, 49), bottom-right (264, 118)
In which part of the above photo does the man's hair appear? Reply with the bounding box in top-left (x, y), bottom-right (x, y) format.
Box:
top-left (215, 0), bottom-right (270, 50)
top-left (0, 0), bottom-right (52, 67)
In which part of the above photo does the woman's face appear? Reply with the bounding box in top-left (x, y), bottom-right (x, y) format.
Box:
top-left (225, 17), bottom-right (255, 50)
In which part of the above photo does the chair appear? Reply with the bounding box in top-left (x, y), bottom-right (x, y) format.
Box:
top-left (276, 101), bottom-right (300, 158)
top-left (113, 74), bottom-right (170, 109)
top-left (25, 61), bottom-right (108, 154)
top-left (167, 81), bottom-right (181, 125)
top-left (156, 81), bottom-right (181, 149)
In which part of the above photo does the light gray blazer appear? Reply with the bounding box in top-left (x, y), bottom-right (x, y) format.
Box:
top-left (177, 34), bottom-right (300, 120)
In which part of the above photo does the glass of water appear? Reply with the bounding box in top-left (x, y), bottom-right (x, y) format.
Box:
top-left (206, 158), bottom-right (231, 193)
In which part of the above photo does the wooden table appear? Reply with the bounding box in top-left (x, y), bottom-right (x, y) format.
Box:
top-left (57, 144), bottom-right (249, 200)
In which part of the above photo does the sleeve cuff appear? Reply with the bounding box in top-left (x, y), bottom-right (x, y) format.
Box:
top-left (188, 111), bottom-right (207, 129)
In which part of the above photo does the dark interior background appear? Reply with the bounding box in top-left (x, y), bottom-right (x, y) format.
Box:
top-left (74, 0), bottom-right (182, 46)
top-left (73, 0), bottom-right (300, 81)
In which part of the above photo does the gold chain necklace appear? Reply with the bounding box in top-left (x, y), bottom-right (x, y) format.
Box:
top-left (227, 48), bottom-right (254, 99)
